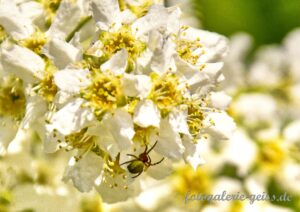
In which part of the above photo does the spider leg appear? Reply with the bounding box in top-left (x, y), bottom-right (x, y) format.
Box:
top-left (147, 141), bottom-right (158, 154)
top-left (132, 172), bottom-right (142, 178)
top-left (126, 154), bottom-right (139, 159)
top-left (150, 157), bottom-right (164, 166)
top-left (120, 159), bottom-right (137, 166)
top-left (148, 155), bottom-right (152, 164)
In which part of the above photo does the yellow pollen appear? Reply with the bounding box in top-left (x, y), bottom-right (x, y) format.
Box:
top-left (148, 73), bottom-right (183, 116)
top-left (99, 25), bottom-right (146, 67)
top-left (176, 32), bottom-right (204, 65)
top-left (186, 101), bottom-right (208, 140)
top-left (19, 30), bottom-right (48, 55)
top-left (34, 60), bottom-right (58, 102)
top-left (81, 70), bottom-right (125, 119)
top-left (64, 128), bottom-right (94, 151)
top-left (258, 140), bottom-right (285, 170)
top-left (0, 77), bottom-right (26, 119)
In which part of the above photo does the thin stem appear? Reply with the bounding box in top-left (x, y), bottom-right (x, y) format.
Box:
top-left (66, 16), bottom-right (92, 42)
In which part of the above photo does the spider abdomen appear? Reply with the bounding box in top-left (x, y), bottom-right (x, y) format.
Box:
top-left (127, 160), bottom-right (145, 174)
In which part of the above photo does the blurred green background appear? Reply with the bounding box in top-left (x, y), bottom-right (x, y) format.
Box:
top-left (193, 0), bottom-right (300, 47)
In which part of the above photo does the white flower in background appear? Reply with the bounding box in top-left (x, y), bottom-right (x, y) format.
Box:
top-left (221, 33), bottom-right (252, 93)
top-left (230, 93), bottom-right (279, 127)
top-left (248, 45), bottom-right (286, 87)
top-left (0, 0), bottom-right (234, 204)
top-left (166, 0), bottom-right (200, 27)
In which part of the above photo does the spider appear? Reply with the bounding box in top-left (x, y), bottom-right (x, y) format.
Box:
top-left (120, 141), bottom-right (165, 178)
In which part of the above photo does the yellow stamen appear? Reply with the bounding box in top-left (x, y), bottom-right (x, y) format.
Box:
top-left (80, 70), bottom-right (125, 119)
top-left (148, 72), bottom-right (183, 116)
top-left (0, 77), bottom-right (26, 119)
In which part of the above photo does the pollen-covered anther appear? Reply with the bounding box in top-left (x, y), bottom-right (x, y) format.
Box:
top-left (148, 73), bottom-right (183, 115)
top-left (64, 128), bottom-right (94, 154)
top-left (19, 30), bottom-right (48, 54)
top-left (32, 60), bottom-right (58, 102)
top-left (99, 25), bottom-right (146, 62)
top-left (81, 71), bottom-right (125, 119)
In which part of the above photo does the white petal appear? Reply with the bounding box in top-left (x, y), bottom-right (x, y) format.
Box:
top-left (20, 95), bottom-right (47, 129)
top-left (182, 139), bottom-right (205, 170)
top-left (0, 117), bottom-right (19, 150)
top-left (95, 171), bottom-right (138, 203)
top-left (133, 100), bottom-right (160, 128)
top-left (0, 0), bottom-right (34, 39)
top-left (85, 40), bottom-right (104, 57)
top-left (100, 49), bottom-right (128, 75)
top-left (221, 129), bottom-right (257, 176)
top-left (180, 28), bottom-right (228, 62)
top-left (54, 68), bottom-right (91, 94)
top-left (47, 0), bottom-right (82, 40)
top-left (168, 109), bottom-right (190, 135)
top-left (93, 124), bottom-right (120, 159)
top-left (283, 120), bottom-right (300, 143)
top-left (42, 38), bottom-right (82, 69)
top-left (151, 36), bottom-right (176, 74)
top-left (122, 73), bottom-right (151, 98)
top-left (48, 98), bottom-right (95, 135)
top-left (63, 152), bottom-right (103, 192)
top-left (0, 44), bottom-right (45, 82)
top-left (19, 1), bottom-right (44, 23)
top-left (210, 91), bottom-right (232, 110)
top-left (165, 6), bottom-right (181, 34)
top-left (156, 118), bottom-right (185, 160)
top-left (132, 5), bottom-right (168, 38)
top-left (146, 152), bottom-right (173, 179)
top-left (204, 112), bottom-right (236, 140)
top-left (106, 109), bottom-right (134, 150)
top-left (91, 0), bottom-right (120, 29)
top-left (44, 124), bottom-right (65, 153)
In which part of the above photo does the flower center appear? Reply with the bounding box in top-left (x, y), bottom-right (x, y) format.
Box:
top-left (148, 73), bottom-right (183, 116)
top-left (0, 25), bottom-right (7, 44)
top-left (258, 140), bottom-right (285, 170)
top-left (80, 71), bottom-right (125, 119)
top-left (0, 77), bottom-right (26, 119)
top-left (186, 99), bottom-right (212, 140)
top-left (63, 128), bottom-right (95, 160)
top-left (33, 60), bottom-right (58, 102)
top-left (176, 26), bottom-right (205, 65)
top-left (19, 30), bottom-right (48, 55)
top-left (173, 165), bottom-right (212, 195)
top-left (99, 25), bottom-right (146, 66)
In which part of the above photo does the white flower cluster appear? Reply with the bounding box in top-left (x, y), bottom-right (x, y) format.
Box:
top-left (106, 29), bottom-right (300, 212)
top-left (0, 0), bottom-right (235, 203)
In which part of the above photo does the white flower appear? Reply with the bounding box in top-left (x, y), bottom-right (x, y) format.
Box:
top-left (63, 152), bottom-right (103, 192)
top-left (231, 93), bottom-right (278, 126)
top-left (47, 98), bottom-right (95, 135)
top-left (133, 100), bottom-right (160, 128)
top-left (0, 44), bottom-right (45, 83)
top-left (0, 0), bottom-right (34, 40)
top-left (0, 0), bottom-right (234, 203)
top-left (204, 111), bottom-right (236, 140)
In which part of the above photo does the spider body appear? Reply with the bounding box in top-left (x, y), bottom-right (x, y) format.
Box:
top-left (121, 141), bottom-right (164, 178)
